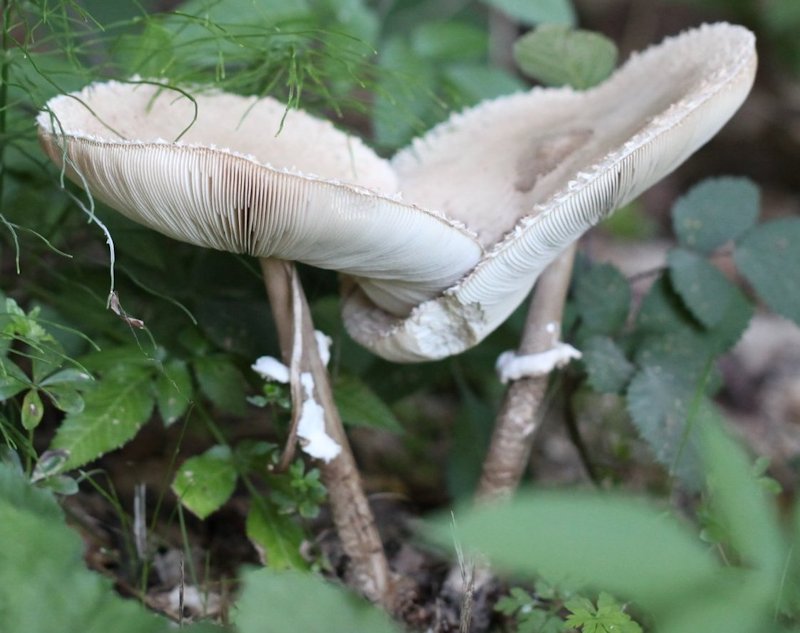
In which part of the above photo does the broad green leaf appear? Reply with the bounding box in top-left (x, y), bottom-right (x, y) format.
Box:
top-left (333, 374), bottom-right (403, 432)
top-left (0, 464), bottom-right (183, 633)
top-left (656, 574), bottom-right (771, 633)
top-left (246, 500), bottom-right (307, 570)
top-left (373, 37), bottom-right (439, 149)
top-left (194, 355), bottom-right (247, 415)
top-left (626, 367), bottom-right (703, 487)
top-left (21, 389), bottom-right (44, 430)
top-left (668, 248), bottom-right (744, 328)
top-left (514, 25), bottom-right (617, 89)
top-left (574, 263), bottom-right (631, 335)
top-left (734, 218), bottom-right (800, 325)
top-left (235, 568), bottom-right (401, 633)
top-left (700, 407), bottom-right (786, 576)
top-left (672, 177), bottom-right (760, 253)
top-left (480, 0), bottom-right (575, 26)
top-left (172, 445), bottom-right (237, 519)
top-left (443, 64), bottom-right (525, 103)
top-left (44, 385), bottom-right (85, 414)
top-left (411, 21), bottom-right (487, 62)
top-left (0, 356), bottom-right (30, 399)
top-left (582, 336), bottom-right (634, 393)
top-left (49, 367), bottom-right (155, 470)
top-left (154, 359), bottom-right (193, 426)
top-left (39, 367), bottom-right (93, 387)
top-left (31, 341), bottom-right (66, 384)
top-left (426, 490), bottom-right (718, 611)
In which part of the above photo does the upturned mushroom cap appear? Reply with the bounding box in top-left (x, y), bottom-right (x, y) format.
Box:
top-left (342, 22), bottom-right (757, 361)
top-left (37, 82), bottom-right (482, 318)
top-left (38, 23), bottom-right (756, 363)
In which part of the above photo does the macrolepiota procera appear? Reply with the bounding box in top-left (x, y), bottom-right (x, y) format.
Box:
top-left (38, 21), bottom-right (755, 604)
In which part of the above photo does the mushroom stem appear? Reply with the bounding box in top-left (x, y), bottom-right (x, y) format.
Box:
top-left (476, 244), bottom-right (577, 502)
top-left (258, 257), bottom-right (392, 607)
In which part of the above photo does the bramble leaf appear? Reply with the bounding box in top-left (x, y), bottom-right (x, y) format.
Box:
top-left (668, 248), bottom-right (744, 328)
top-left (245, 500), bottom-right (308, 571)
top-left (734, 218), bottom-right (800, 325)
top-left (582, 336), bottom-right (634, 393)
top-left (194, 355), bottom-right (247, 415)
top-left (672, 177), bottom-right (760, 253)
top-left (574, 263), bottom-right (631, 336)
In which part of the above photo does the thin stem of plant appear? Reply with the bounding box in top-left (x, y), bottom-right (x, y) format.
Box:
top-left (259, 257), bottom-right (392, 608)
top-left (476, 243), bottom-right (577, 502)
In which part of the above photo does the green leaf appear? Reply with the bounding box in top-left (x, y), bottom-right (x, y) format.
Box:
top-left (0, 356), bottom-right (30, 399)
top-left (700, 408), bottom-right (786, 577)
top-left (672, 177), bottom-right (760, 253)
top-left (514, 25), bottom-right (617, 89)
top-left (564, 592), bottom-right (642, 633)
top-left (0, 463), bottom-right (180, 633)
top-left (626, 367), bottom-right (703, 487)
top-left (155, 359), bottom-right (193, 426)
top-left (443, 65), bottom-right (525, 103)
top-left (410, 21), bottom-right (487, 62)
top-left (480, 0), bottom-right (575, 26)
top-left (172, 445), bottom-right (237, 519)
top-left (426, 491), bottom-right (719, 611)
top-left (582, 336), bottom-right (635, 393)
top-left (44, 385), bottom-right (85, 414)
top-left (734, 218), bottom-right (800, 325)
top-left (39, 367), bottom-right (93, 387)
top-left (49, 367), bottom-right (155, 470)
top-left (245, 501), bottom-right (307, 570)
top-left (333, 374), bottom-right (402, 432)
top-left (668, 248), bottom-right (745, 328)
top-left (21, 389), bottom-right (44, 430)
top-left (235, 568), bottom-right (401, 633)
top-left (574, 263), bottom-right (631, 335)
top-left (194, 355), bottom-right (247, 415)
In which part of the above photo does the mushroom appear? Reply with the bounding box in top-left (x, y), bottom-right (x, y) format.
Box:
top-left (37, 83), bottom-right (450, 606)
top-left (342, 22), bottom-right (757, 362)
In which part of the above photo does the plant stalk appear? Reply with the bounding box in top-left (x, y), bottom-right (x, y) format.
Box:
top-left (259, 257), bottom-right (392, 607)
top-left (476, 244), bottom-right (577, 501)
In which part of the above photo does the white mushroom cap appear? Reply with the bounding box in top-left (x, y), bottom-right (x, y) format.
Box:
top-left (37, 82), bottom-right (482, 317)
top-left (38, 23), bottom-right (756, 363)
top-left (343, 22), bottom-right (757, 361)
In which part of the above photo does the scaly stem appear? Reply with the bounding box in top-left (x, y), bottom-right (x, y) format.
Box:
top-left (259, 257), bottom-right (392, 607)
top-left (476, 244), bottom-right (577, 501)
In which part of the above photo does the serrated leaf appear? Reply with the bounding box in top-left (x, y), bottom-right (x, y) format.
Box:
top-left (245, 500), bottom-right (307, 570)
top-left (194, 355), bottom-right (247, 415)
top-left (235, 568), bottom-right (401, 633)
top-left (672, 177), bottom-right (760, 254)
top-left (734, 218), bottom-right (800, 325)
top-left (514, 25), bottom-right (617, 89)
top-left (700, 408), bottom-right (786, 577)
top-left (574, 263), bottom-right (631, 335)
top-left (155, 359), bottom-right (192, 426)
top-left (49, 368), bottom-right (154, 470)
top-left (425, 491), bottom-right (718, 611)
top-left (21, 389), bottom-right (44, 430)
top-left (582, 336), bottom-right (634, 393)
top-left (626, 367), bottom-right (704, 487)
top-left (668, 248), bottom-right (744, 328)
top-left (333, 374), bottom-right (402, 432)
top-left (480, 0), bottom-right (575, 26)
top-left (172, 445), bottom-right (237, 519)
